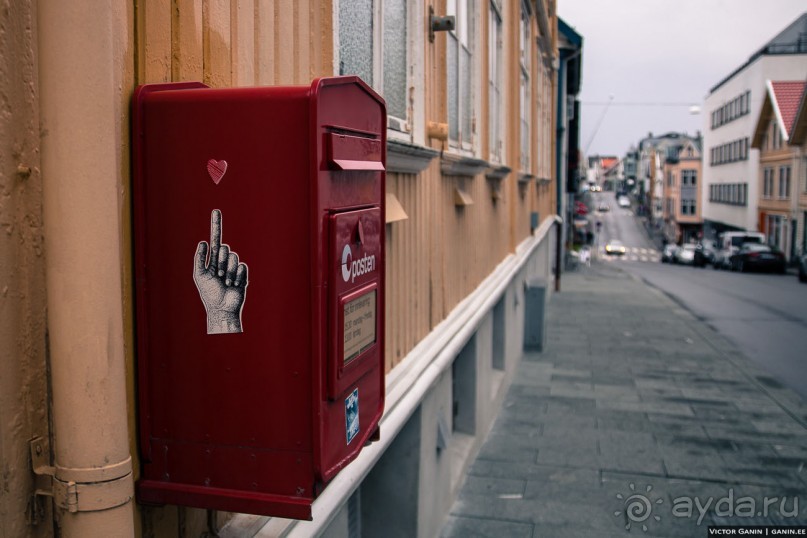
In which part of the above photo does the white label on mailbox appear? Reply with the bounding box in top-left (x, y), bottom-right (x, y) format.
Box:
top-left (341, 244), bottom-right (376, 283)
top-left (343, 290), bottom-right (376, 364)
top-left (345, 388), bottom-right (360, 445)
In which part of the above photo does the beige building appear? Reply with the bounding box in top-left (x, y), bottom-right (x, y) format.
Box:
top-left (751, 80), bottom-right (806, 260)
top-left (789, 84), bottom-right (807, 258)
top-left (1, 1), bottom-right (559, 537)
top-left (662, 139), bottom-right (703, 244)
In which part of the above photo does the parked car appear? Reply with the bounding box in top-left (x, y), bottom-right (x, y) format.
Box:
top-left (713, 231), bottom-right (766, 270)
top-left (693, 240), bottom-right (717, 268)
top-left (799, 253), bottom-right (807, 283)
top-left (728, 243), bottom-right (786, 273)
top-left (605, 239), bottom-right (626, 256)
top-left (661, 243), bottom-right (678, 263)
top-left (674, 243), bottom-right (697, 265)
top-left (617, 196), bottom-right (630, 208)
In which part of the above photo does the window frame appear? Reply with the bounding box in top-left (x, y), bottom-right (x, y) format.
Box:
top-left (518, 0), bottom-right (531, 172)
top-left (488, 0), bottom-right (504, 163)
top-left (446, 0), bottom-right (476, 152)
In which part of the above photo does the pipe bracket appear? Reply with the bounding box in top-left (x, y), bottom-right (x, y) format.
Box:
top-left (30, 437), bottom-right (134, 513)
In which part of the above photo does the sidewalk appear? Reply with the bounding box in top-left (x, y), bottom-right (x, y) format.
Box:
top-left (441, 263), bottom-right (807, 537)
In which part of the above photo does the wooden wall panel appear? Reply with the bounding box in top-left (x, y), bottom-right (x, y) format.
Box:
top-left (202, 0), bottom-right (232, 87)
top-left (231, 0), bottom-right (255, 86)
top-left (138, 0), bottom-right (172, 82)
top-left (137, 0), bottom-right (333, 87)
top-left (171, 0), bottom-right (203, 81)
top-left (385, 168), bottom-right (435, 370)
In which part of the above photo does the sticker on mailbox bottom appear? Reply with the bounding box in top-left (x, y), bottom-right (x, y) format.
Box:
top-left (345, 388), bottom-right (360, 445)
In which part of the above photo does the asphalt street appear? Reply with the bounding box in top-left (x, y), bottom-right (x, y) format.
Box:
top-left (592, 191), bottom-right (807, 400)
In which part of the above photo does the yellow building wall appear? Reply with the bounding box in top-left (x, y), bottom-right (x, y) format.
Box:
top-left (0, 1), bottom-right (557, 535)
top-left (0, 1), bottom-right (51, 536)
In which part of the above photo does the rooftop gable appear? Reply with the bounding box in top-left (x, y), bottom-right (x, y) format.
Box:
top-left (751, 80), bottom-right (806, 148)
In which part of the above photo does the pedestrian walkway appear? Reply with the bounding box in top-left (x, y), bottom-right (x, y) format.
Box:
top-left (441, 263), bottom-right (807, 537)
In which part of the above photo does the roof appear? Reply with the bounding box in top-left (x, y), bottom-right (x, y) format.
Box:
top-left (771, 81), bottom-right (806, 137)
top-left (558, 18), bottom-right (583, 48)
top-left (751, 80), bottom-right (807, 148)
top-left (558, 18), bottom-right (583, 95)
top-left (601, 157), bottom-right (618, 170)
top-left (709, 12), bottom-right (807, 94)
top-left (789, 84), bottom-right (807, 146)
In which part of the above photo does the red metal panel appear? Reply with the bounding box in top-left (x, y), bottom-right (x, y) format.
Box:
top-left (132, 76), bottom-right (385, 520)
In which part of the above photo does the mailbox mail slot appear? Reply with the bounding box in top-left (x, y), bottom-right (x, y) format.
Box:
top-left (132, 77), bottom-right (385, 520)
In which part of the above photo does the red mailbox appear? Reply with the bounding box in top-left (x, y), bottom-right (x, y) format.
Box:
top-left (132, 77), bottom-right (385, 520)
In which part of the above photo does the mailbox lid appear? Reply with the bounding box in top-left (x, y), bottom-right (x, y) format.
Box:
top-left (310, 76), bottom-right (387, 213)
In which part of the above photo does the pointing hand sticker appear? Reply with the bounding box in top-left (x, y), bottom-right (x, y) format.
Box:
top-left (193, 209), bottom-right (248, 334)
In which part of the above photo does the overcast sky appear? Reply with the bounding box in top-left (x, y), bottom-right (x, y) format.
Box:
top-left (557, 1), bottom-right (807, 158)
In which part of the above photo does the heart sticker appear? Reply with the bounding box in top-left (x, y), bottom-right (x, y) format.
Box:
top-left (207, 159), bottom-right (228, 185)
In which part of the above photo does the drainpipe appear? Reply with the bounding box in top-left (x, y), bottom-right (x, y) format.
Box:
top-left (38, 2), bottom-right (135, 536)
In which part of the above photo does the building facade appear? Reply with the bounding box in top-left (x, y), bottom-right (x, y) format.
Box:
top-left (662, 138), bottom-right (703, 244)
top-left (752, 80), bottom-right (807, 260)
top-left (0, 2), bottom-right (562, 537)
top-left (790, 83), bottom-right (807, 258)
top-left (556, 17), bottom-right (583, 259)
top-left (637, 132), bottom-right (700, 226)
top-left (701, 13), bottom-right (807, 240)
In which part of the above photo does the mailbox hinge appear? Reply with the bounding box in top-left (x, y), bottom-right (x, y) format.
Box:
top-left (29, 436), bottom-right (133, 517)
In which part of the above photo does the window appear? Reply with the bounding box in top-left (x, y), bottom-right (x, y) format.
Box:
top-left (711, 90), bottom-right (750, 130)
top-left (339, 0), bottom-right (374, 85)
top-left (779, 166), bottom-right (791, 199)
top-left (488, 1), bottom-right (503, 162)
top-left (339, 0), bottom-right (412, 134)
top-left (681, 199), bottom-right (696, 215)
top-left (763, 168), bottom-right (773, 198)
top-left (518, 1), bottom-right (531, 170)
top-left (382, 0), bottom-right (408, 124)
top-left (447, 0), bottom-right (474, 149)
top-left (772, 121), bottom-right (781, 149)
top-left (803, 158), bottom-right (807, 193)
top-left (667, 171), bottom-right (674, 187)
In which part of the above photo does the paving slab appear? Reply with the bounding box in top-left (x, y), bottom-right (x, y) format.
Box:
top-left (441, 264), bottom-right (807, 537)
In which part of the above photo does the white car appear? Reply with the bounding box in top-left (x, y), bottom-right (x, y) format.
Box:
top-left (673, 244), bottom-right (696, 265)
top-left (605, 239), bottom-right (627, 256)
top-left (617, 196), bottom-right (630, 208)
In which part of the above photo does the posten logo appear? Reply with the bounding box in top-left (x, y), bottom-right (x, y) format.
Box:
top-left (341, 244), bottom-right (376, 283)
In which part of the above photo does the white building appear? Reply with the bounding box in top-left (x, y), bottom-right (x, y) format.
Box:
top-left (701, 12), bottom-right (807, 239)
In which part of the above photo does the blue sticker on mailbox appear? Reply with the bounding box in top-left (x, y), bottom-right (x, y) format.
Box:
top-left (345, 388), bottom-right (360, 445)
